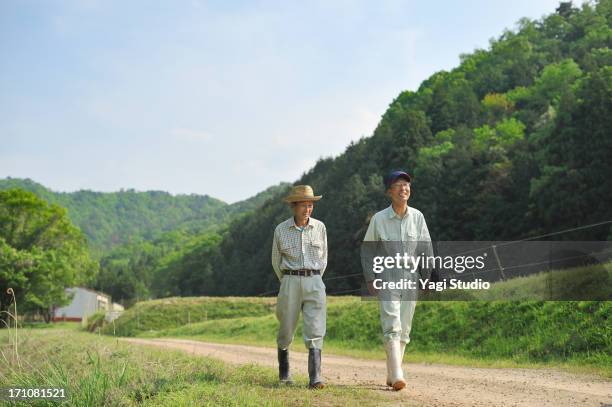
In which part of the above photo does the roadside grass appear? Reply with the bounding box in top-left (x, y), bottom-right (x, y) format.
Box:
top-left (100, 296), bottom-right (277, 337)
top-left (485, 262), bottom-right (611, 300)
top-left (18, 321), bottom-right (82, 330)
top-left (0, 328), bottom-right (388, 406)
top-left (134, 298), bottom-right (611, 378)
top-left (33, 263), bottom-right (608, 381)
top-left (426, 261), bottom-right (612, 301)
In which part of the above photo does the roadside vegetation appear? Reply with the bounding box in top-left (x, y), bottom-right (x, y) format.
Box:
top-left (0, 325), bottom-right (386, 406)
top-left (102, 294), bottom-right (611, 377)
top-left (100, 297), bottom-right (276, 337)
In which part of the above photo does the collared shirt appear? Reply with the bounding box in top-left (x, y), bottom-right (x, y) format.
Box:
top-left (271, 216), bottom-right (328, 281)
top-left (362, 205), bottom-right (433, 282)
top-left (363, 205), bottom-right (431, 242)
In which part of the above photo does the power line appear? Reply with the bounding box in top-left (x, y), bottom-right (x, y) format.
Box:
top-left (257, 289), bottom-right (278, 297)
top-left (499, 220), bottom-right (612, 245)
top-left (326, 288), bottom-right (361, 295)
top-left (255, 220), bottom-right (612, 296)
top-left (256, 272), bottom-right (362, 296)
top-left (324, 272), bottom-right (362, 281)
top-left (435, 220), bottom-right (612, 257)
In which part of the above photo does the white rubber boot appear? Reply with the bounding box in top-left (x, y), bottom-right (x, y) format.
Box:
top-left (400, 341), bottom-right (407, 379)
top-left (384, 340), bottom-right (406, 391)
top-left (386, 341), bottom-right (407, 386)
top-left (385, 347), bottom-right (392, 387)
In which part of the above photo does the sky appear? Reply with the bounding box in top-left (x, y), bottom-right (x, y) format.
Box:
top-left (0, 0), bottom-right (564, 203)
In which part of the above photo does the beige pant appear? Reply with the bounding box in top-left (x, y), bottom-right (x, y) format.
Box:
top-left (379, 299), bottom-right (417, 344)
top-left (276, 274), bottom-right (326, 349)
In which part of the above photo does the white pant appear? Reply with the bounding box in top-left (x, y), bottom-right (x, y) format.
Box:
top-left (377, 268), bottom-right (418, 343)
top-left (379, 299), bottom-right (417, 344)
top-left (276, 274), bottom-right (326, 349)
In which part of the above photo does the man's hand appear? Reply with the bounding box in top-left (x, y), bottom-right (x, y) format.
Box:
top-left (366, 280), bottom-right (379, 297)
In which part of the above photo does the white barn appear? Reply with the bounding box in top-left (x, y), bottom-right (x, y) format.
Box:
top-left (52, 287), bottom-right (111, 322)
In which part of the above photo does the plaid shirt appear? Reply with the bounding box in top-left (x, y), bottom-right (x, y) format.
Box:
top-left (271, 216), bottom-right (328, 280)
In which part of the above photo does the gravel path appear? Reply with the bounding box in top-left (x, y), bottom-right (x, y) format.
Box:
top-left (124, 338), bottom-right (612, 407)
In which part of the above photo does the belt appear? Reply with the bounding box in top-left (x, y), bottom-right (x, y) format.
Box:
top-left (283, 269), bottom-right (321, 277)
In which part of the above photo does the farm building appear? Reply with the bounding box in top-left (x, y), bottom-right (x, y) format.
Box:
top-left (52, 287), bottom-right (119, 322)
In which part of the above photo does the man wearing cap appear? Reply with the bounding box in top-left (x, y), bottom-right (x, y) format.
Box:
top-left (272, 185), bottom-right (327, 389)
top-left (363, 170), bottom-right (433, 391)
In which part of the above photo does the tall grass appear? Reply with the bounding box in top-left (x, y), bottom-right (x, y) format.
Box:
top-left (0, 327), bottom-right (383, 406)
top-left (1, 288), bottom-right (21, 369)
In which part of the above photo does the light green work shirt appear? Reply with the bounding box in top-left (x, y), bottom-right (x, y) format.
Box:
top-left (363, 205), bottom-right (431, 242)
top-left (362, 205), bottom-right (433, 282)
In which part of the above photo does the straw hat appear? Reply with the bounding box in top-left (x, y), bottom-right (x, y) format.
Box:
top-left (284, 185), bottom-right (322, 203)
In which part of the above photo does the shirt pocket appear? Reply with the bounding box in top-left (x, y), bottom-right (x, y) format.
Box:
top-left (308, 239), bottom-right (324, 258)
top-left (280, 240), bottom-right (300, 260)
top-left (304, 232), bottom-right (323, 256)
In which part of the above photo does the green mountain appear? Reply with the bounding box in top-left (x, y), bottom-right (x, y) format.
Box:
top-left (199, 0), bottom-right (612, 296)
top-left (4, 2), bottom-right (610, 304)
top-left (0, 177), bottom-right (289, 257)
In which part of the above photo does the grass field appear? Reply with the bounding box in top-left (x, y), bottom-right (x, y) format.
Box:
top-left (96, 262), bottom-right (611, 377)
top-left (0, 324), bottom-right (388, 406)
top-left (135, 298), bottom-right (611, 375)
top-left (2, 263), bottom-right (607, 406)
top-left (95, 290), bottom-right (612, 377)
top-left (100, 296), bottom-right (277, 337)
top-left (425, 261), bottom-right (612, 301)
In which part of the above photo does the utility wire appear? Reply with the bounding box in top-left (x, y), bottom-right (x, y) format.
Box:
top-left (256, 220), bottom-right (612, 296)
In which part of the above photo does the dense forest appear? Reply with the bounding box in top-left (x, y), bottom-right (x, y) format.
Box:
top-left (0, 178), bottom-right (288, 306)
top-left (0, 178), bottom-right (287, 257)
top-left (1, 1), bottom-right (610, 306)
top-left (203, 0), bottom-right (612, 296)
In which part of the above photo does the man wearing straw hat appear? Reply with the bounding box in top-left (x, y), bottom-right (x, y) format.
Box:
top-left (363, 170), bottom-right (433, 391)
top-left (272, 185), bottom-right (327, 389)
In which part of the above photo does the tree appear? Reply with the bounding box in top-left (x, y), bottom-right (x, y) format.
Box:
top-left (530, 66), bottom-right (612, 237)
top-left (556, 2), bottom-right (577, 19)
top-left (0, 189), bottom-right (96, 321)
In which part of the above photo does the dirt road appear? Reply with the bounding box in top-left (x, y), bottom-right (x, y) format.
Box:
top-left (124, 338), bottom-right (611, 407)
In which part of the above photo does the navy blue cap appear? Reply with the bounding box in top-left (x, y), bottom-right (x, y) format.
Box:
top-left (384, 170), bottom-right (411, 189)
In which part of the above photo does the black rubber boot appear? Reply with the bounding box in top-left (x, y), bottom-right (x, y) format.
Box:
top-left (308, 348), bottom-right (325, 389)
top-left (278, 348), bottom-right (292, 384)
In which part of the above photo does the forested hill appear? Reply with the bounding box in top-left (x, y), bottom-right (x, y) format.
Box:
top-left (0, 177), bottom-right (289, 256)
top-left (201, 1), bottom-right (612, 296)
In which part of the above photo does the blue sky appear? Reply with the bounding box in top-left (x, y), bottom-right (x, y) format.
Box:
top-left (1, 0), bottom-right (563, 203)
